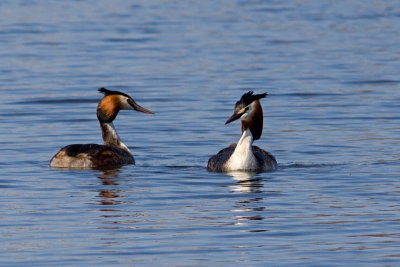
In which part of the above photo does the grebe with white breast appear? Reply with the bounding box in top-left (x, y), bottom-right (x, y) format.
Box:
top-left (50, 88), bottom-right (153, 169)
top-left (207, 91), bottom-right (277, 172)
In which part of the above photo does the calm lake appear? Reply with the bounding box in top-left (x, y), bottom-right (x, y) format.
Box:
top-left (1, 0), bottom-right (400, 266)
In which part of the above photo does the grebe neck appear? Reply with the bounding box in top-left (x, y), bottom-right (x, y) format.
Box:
top-left (241, 100), bottom-right (263, 141)
top-left (100, 121), bottom-right (131, 154)
top-left (225, 128), bottom-right (259, 171)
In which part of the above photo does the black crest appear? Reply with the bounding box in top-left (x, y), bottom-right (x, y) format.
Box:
top-left (98, 88), bottom-right (130, 98)
top-left (234, 91), bottom-right (267, 112)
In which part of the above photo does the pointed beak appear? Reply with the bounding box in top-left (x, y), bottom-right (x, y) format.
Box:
top-left (128, 99), bottom-right (154, 114)
top-left (225, 112), bottom-right (242, 124)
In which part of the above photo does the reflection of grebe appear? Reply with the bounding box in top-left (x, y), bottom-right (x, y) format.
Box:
top-left (228, 171), bottom-right (263, 194)
top-left (207, 91), bottom-right (277, 172)
top-left (50, 88), bottom-right (153, 169)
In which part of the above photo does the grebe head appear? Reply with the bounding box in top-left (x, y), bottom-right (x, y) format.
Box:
top-left (225, 91), bottom-right (267, 140)
top-left (97, 88), bottom-right (153, 123)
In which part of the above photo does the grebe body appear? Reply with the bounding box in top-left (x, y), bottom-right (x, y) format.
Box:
top-left (50, 88), bottom-right (153, 169)
top-left (207, 91), bottom-right (277, 172)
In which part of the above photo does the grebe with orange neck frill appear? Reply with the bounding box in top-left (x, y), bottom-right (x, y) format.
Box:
top-left (50, 88), bottom-right (153, 169)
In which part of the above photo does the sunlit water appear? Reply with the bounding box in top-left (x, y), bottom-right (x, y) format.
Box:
top-left (1, 1), bottom-right (400, 266)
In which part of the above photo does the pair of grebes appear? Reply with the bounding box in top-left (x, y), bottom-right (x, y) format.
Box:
top-left (50, 88), bottom-right (277, 172)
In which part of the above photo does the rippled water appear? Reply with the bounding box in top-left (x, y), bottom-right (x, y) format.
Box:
top-left (1, 1), bottom-right (400, 265)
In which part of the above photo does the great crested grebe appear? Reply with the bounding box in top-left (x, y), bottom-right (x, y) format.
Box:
top-left (207, 91), bottom-right (277, 172)
top-left (50, 88), bottom-right (153, 169)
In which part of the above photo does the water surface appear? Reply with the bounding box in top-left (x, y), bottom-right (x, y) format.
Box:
top-left (1, 1), bottom-right (400, 266)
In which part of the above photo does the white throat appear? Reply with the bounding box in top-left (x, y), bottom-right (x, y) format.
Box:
top-left (101, 122), bottom-right (132, 154)
top-left (224, 128), bottom-right (259, 171)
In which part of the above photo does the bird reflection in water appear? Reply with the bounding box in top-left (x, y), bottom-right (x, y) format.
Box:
top-left (228, 171), bottom-right (270, 227)
top-left (228, 171), bottom-right (264, 194)
top-left (96, 170), bottom-right (143, 231)
top-left (97, 170), bottom-right (121, 206)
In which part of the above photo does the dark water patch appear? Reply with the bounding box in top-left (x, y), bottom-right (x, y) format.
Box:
top-left (297, 75), bottom-right (337, 81)
top-left (57, 118), bottom-right (95, 123)
top-left (0, 112), bottom-right (43, 117)
top-left (276, 92), bottom-right (341, 98)
top-left (298, 150), bottom-right (331, 155)
top-left (0, 28), bottom-right (48, 35)
top-left (344, 80), bottom-right (400, 86)
top-left (164, 165), bottom-right (206, 171)
top-left (0, 183), bottom-right (28, 189)
top-left (0, 22), bottom-right (57, 34)
top-left (24, 41), bottom-right (62, 47)
top-left (13, 98), bottom-right (98, 105)
top-left (143, 76), bottom-right (184, 82)
top-left (295, 116), bottom-right (400, 121)
top-left (103, 37), bottom-right (155, 43)
top-left (251, 7), bottom-right (294, 13)
top-left (336, 12), bottom-right (400, 21)
top-left (267, 39), bottom-right (310, 45)
top-left (370, 160), bottom-right (400, 166)
top-left (280, 163), bottom-right (347, 169)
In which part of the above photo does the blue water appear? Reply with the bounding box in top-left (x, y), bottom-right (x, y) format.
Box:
top-left (1, 1), bottom-right (400, 266)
